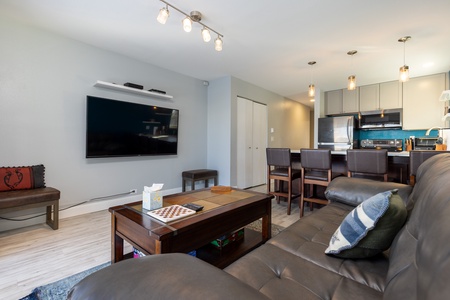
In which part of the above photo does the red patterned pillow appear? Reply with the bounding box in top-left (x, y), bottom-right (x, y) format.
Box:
top-left (0, 165), bottom-right (46, 191)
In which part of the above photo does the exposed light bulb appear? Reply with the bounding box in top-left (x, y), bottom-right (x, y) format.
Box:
top-left (399, 65), bottom-right (409, 82)
top-left (202, 27), bottom-right (211, 42)
top-left (348, 75), bottom-right (356, 90)
top-left (182, 17), bottom-right (192, 32)
top-left (308, 84), bottom-right (315, 97)
top-left (214, 36), bottom-right (223, 51)
top-left (398, 36), bottom-right (411, 82)
top-left (157, 6), bottom-right (170, 24)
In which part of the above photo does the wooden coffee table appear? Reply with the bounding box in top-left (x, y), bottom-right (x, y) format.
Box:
top-left (109, 188), bottom-right (273, 269)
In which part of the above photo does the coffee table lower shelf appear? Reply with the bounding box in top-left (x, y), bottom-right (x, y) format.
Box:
top-left (124, 228), bottom-right (264, 269)
top-left (196, 228), bottom-right (263, 269)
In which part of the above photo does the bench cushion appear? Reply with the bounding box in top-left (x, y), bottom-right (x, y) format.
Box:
top-left (0, 165), bottom-right (45, 191)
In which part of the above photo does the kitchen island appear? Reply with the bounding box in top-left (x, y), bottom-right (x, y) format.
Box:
top-left (291, 150), bottom-right (410, 184)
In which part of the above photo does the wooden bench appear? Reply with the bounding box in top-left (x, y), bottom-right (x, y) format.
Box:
top-left (0, 187), bottom-right (60, 230)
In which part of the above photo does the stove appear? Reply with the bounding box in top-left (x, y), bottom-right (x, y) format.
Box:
top-left (360, 139), bottom-right (403, 152)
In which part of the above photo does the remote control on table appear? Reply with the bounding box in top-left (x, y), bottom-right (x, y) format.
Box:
top-left (182, 203), bottom-right (204, 212)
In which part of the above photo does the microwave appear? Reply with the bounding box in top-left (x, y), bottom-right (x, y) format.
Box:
top-left (358, 109), bottom-right (402, 129)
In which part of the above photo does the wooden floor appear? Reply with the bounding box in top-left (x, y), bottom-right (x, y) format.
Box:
top-left (0, 185), bottom-right (302, 300)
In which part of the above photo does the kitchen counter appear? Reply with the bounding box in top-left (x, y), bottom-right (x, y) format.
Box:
top-left (291, 149), bottom-right (410, 157)
top-left (290, 149), bottom-right (411, 184)
top-left (329, 150), bottom-right (410, 157)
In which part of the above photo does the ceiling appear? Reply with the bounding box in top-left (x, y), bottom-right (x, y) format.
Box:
top-left (2, 0), bottom-right (450, 108)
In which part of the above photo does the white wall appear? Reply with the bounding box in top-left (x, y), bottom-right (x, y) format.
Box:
top-left (0, 17), bottom-right (209, 230)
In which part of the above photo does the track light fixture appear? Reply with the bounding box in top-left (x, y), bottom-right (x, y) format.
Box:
top-left (157, 4), bottom-right (170, 24)
top-left (156, 0), bottom-right (224, 51)
top-left (398, 36), bottom-right (411, 82)
top-left (308, 61), bottom-right (316, 97)
top-left (347, 50), bottom-right (357, 90)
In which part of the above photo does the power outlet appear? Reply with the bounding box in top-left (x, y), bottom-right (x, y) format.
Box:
top-left (130, 189), bottom-right (137, 194)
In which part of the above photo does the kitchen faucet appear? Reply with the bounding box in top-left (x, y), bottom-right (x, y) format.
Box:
top-left (425, 126), bottom-right (443, 136)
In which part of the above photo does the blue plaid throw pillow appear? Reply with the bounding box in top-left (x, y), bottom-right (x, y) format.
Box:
top-left (325, 190), bottom-right (392, 255)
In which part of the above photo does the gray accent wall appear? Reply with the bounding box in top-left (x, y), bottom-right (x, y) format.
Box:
top-left (0, 16), bottom-right (311, 230)
top-left (0, 17), bottom-right (208, 230)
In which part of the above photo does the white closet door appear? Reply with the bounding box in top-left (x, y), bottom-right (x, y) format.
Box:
top-left (251, 101), bottom-right (267, 186)
top-left (237, 97), bottom-right (267, 188)
top-left (237, 97), bottom-right (253, 188)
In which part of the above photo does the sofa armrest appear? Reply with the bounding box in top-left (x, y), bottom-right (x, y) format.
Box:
top-left (68, 253), bottom-right (268, 300)
top-left (325, 177), bottom-right (412, 207)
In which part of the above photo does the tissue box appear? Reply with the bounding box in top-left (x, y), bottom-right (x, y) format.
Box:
top-left (143, 184), bottom-right (163, 210)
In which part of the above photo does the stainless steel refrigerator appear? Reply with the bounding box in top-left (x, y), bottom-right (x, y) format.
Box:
top-left (318, 116), bottom-right (359, 150)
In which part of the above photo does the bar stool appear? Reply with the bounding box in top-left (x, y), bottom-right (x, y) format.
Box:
top-left (182, 169), bottom-right (218, 192)
top-left (266, 148), bottom-right (301, 215)
top-left (347, 149), bottom-right (388, 181)
top-left (409, 150), bottom-right (448, 186)
top-left (300, 149), bottom-right (336, 217)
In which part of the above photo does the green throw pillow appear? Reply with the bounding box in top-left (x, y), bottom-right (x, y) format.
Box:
top-left (326, 191), bottom-right (407, 259)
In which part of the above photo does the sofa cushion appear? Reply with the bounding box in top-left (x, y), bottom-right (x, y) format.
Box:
top-left (0, 165), bottom-right (45, 192)
top-left (264, 201), bottom-right (389, 291)
top-left (325, 177), bottom-right (412, 206)
top-left (69, 253), bottom-right (269, 300)
top-left (326, 190), bottom-right (407, 258)
top-left (225, 243), bottom-right (384, 300)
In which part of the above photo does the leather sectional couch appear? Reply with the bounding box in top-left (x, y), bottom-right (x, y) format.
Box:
top-left (69, 153), bottom-right (450, 300)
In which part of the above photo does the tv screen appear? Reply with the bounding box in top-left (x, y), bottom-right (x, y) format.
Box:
top-left (86, 96), bottom-right (179, 158)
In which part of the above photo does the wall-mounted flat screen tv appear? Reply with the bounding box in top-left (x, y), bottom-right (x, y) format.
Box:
top-left (86, 96), bottom-right (179, 158)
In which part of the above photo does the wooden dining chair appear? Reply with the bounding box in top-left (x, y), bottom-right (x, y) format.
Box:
top-left (300, 148), bottom-right (336, 217)
top-left (347, 149), bottom-right (388, 182)
top-left (266, 148), bottom-right (301, 215)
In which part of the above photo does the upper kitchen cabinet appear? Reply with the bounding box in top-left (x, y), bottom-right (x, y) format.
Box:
top-left (403, 73), bottom-right (447, 130)
top-left (325, 88), bottom-right (359, 115)
top-left (359, 81), bottom-right (402, 112)
top-left (342, 88), bottom-right (359, 113)
top-left (379, 81), bottom-right (402, 109)
top-left (359, 84), bottom-right (380, 111)
top-left (325, 89), bottom-right (343, 115)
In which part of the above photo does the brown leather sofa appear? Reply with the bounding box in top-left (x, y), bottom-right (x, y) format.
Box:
top-left (68, 154), bottom-right (450, 300)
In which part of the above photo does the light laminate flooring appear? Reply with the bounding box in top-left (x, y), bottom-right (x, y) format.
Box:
top-left (0, 185), bottom-right (301, 300)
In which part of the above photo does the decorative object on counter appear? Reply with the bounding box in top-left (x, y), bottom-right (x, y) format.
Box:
top-left (347, 50), bottom-right (357, 90)
top-left (156, 0), bottom-right (224, 52)
top-left (124, 82), bottom-right (143, 90)
top-left (398, 36), bottom-right (411, 82)
top-left (308, 61), bottom-right (316, 97)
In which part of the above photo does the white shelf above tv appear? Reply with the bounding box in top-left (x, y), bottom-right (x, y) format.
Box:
top-left (94, 80), bottom-right (173, 100)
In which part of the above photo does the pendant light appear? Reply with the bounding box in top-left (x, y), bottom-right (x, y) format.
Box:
top-left (308, 61), bottom-right (316, 97)
top-left (398, 36), bottom-right (411, 82)
top-left (347, 50), bottom-right (357, 90)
